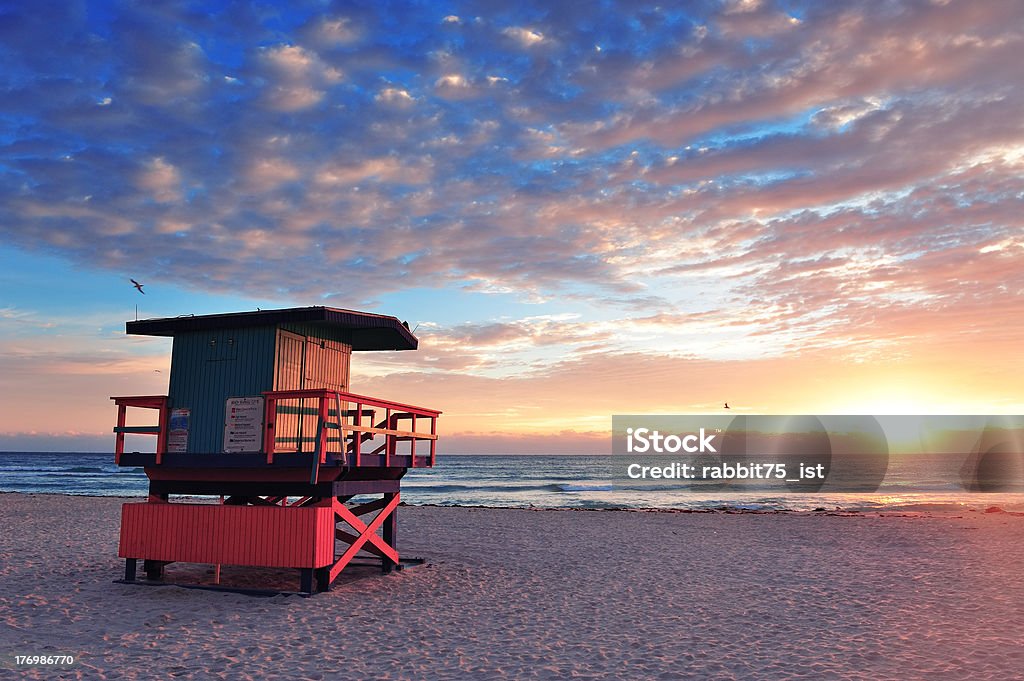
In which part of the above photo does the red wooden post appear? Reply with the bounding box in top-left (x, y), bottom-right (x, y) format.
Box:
top-left (382, 492), bottom-right (398, 573)
top-left (156, 397), bottom-right (169, 465)
top-left (430, 415), bottom-right (437, 466)
top-left (410, 414), bottom-right (417, 466)
top-left (354, 401), bottom-right (362, 467)
top-left (317, 393), bottom-right (329, 464)
top-left (115, 403), bottom-right (127, 464)
top-left (264, 396), bottom-right (277, 464)
top-left (384, 408), bottom-right (393, 467)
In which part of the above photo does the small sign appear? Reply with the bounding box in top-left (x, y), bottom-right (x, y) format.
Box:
top-left (167, 408), bottom-right (190, 453)
top-left (224, 396), bottom-right (265, 453)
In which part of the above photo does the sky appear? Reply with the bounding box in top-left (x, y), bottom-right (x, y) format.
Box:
top-left (1, 0), bottom-right (1022, 453)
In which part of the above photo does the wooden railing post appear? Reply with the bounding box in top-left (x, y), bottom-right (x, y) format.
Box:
top-left (430, 415), bottom-right (437, 466)
top-left (115, 404), bottom-right (127, 464)
top-left (156, 399), bottom-right (169, 465)
top-left (384, 408), bottom-right (393, 467)
top-left (411, 414), bottom-right (417, 465)
top-left (317, 394), bottom-right (329, 464)
top-left (265, 396), bottom-right (277, 464)
top-left (354, 401), bottom-right (363, 467)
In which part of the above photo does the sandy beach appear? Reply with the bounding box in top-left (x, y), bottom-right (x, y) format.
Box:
top-left (2, 494), bottom-right (1023, 680)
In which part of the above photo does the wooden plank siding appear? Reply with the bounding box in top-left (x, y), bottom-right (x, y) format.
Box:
top-left (302, 338), bottom-right (351, 392)
top-left (276, 323), bottom-right (352, 392)
top-left (118, 503), bottom-right (335, 568)
top-left (167, 326), bottom-right (277, 454)
top-left (273, 327), bottom-right (352, 454)
top-left (165, 324), bottom-right (352, 455)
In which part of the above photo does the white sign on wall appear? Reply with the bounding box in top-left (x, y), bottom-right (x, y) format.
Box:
top-left (223, 396), bottom-right (265, 453)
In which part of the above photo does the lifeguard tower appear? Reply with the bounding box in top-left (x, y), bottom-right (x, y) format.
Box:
top-left (111, 307), bottom-right (440, 593)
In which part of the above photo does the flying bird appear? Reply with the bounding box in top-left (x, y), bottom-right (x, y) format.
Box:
top-left (130, 278), bottom-right (145, 294)
top-left (724, 402), bottom-right (730, 409)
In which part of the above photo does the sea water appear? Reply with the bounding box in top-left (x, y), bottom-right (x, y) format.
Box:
top-left (1, 451), bottom-right (1023, 513)
top-left (6, 450), bottom-right (1024, 509)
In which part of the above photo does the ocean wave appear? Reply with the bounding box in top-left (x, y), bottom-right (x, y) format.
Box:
top-left (872, 502), bottom-right (969, 512)
top-left (402, 482), bottom-right (555, 494)
top-left (0, 465), bottom-right (73, 473)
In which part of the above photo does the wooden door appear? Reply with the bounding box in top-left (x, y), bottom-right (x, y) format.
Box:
top-left (274, 330), bottom-right (306, 452)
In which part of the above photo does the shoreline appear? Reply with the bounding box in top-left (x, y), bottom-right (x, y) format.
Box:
top-left (5, 489), bottom-right (1024, 517)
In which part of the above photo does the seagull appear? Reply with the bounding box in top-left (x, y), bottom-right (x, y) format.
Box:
top-left (724, 402), bottom-right (730, 409)
top-left (130, 279), bottom-right (145, 294)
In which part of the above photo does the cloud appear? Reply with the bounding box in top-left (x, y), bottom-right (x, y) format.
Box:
top-left (356, 334), bottom-right (1023, 440)
top-left (136, 157), bottom-right (182, 203)
top-left (375, 86), bottom-right (415, 106)
top-left (0, 329), bottom-right (170, 439)
top-left (0, 0), bottom-right (1021, 381)
top-left (313, 156), bottom-right (432, 187)
top-left (717, 0), bottom-right (801, 37)
top-left (434, 73), bottom-right (475, 98)
top-left (307, 17), bottom-right (360, 47)
top-left (244, 157), bottom-right (302, 191)
top-left (257, 43), bottom-right (342, 111)
top-left (501, 26), bottom-right (547, 48)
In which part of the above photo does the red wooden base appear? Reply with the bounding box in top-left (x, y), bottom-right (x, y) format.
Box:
top-left (119, 493), bottom-right (401, 593)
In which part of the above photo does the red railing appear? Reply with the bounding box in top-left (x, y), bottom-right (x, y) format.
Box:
top-left (111, 396), bottom-right (169, 464)
top-left (263, 389), bottom-right (440, 467)
top-left (111, 390), bottom-right (439, 468)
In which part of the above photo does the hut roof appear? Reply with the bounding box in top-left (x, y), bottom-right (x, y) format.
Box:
top-left (126, 306), bottom-right (418, 351)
